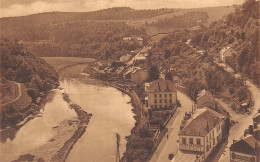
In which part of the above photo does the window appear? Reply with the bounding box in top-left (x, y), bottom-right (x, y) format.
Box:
top-left (165, 94), bottom-right (167, 98)
top-left (206, 145), bottom-right (209, 152)
top-left (155, 105), bottom-right (157, 109)
top-left (169, 93), bottom-right (172, 97)
top-left (217, 126), bottom-right (218, 132)
top-left (155, 99), bottom-right (157, 103)
top-left (196, 138), bottom-right (201, 145)
top-left (160, 99), bottom-right (162, 103)
top-left (159, 94), bottom-right (162, 98)
top-left (206, 136), bottom-right (208, 143)
top-left (213, 138), bottom-right (215, 145)
top-left (182, 138), bottom-right (186, 144)
top-left (165, 99), bottom-right (167, 103)
top-left (151, 105), bottom-right (153, 109)
top-left (170, 99), bottom-right (172, 103)
top-left (213, 130), bottom-right (214, 137)
top-left (154, 94), bottom-right (157, 98)
top-left (160, 105), bottom-right (162, 108)
top-left (189, 138), bottom-right (193, 145)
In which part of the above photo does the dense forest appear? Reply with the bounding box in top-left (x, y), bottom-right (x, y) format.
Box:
top-left (0, 38), bottom-right (59, 102)
top-left (75, 7), bottom-right (174, 20)
top-left (1, 21), bottom-right (147, 60)
top-left (0, 39), bottom-right (59, 127)
top-left (190, 0), bottom-right (260, 85)
top-left (149, 12), bottom-right (209, 28)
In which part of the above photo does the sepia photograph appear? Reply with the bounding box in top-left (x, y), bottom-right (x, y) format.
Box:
top-left (0, 0), bottom-right (259, 162)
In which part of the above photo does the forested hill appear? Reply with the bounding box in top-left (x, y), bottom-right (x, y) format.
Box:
top-left (0, 38), bottom-right (59, 101)
top-left (190, 0), bottom-right (260, 85)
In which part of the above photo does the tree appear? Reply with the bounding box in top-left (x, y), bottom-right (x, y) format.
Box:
top-left (165, 71), bottom-right (173, 81)
top-left (148, 65), bottom-right (160, 81)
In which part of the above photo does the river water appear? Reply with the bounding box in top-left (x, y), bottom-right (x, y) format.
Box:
top-left (0, 90), bottom-right (77, 162)
top-left (62, 79), bottom-right (135, 162)
top-left (0, 64), bottom-right (135, 162)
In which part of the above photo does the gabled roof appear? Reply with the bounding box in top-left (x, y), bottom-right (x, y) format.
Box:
top-left (197, 89), bottom-right (215, 101)
top-left (147, 79), bottom-right (177, 93)
top-left (230, 135), bottom-right (260, 155)
top-left (179, 107), bottom-right (223, 137)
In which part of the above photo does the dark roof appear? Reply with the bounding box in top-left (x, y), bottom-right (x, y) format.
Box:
top-left (179, 108), bottom-right (223, 137)
top-left (147, 79), bottom-right (177, 93)
top-left (230, 135), bottom-right (260, 155)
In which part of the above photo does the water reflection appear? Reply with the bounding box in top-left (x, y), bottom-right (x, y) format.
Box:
top-left (62, 79), bottom-right (135, 162)
top-left (0, 90), bottom-right (76, 162)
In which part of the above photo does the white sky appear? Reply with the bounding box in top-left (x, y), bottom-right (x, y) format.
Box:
top-left (0, 0), bottom-right (244, 18)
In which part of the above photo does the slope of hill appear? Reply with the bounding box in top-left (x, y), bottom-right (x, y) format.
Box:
top-left (0, 38), bottom-right (59, 128)
top-left (190, 0), bottom-right (260, 86)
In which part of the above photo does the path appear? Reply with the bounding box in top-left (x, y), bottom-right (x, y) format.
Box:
top-left (215, 62), bottom-right (260, 162)
top-left (1, 83), bottom-right (22, 107)
top-left (150, 91), bottom-right (194, 162)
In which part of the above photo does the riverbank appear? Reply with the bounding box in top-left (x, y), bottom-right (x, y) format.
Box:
top-left (12, 91), bottom-right (90, 162)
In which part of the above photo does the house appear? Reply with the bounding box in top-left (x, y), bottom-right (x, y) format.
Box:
top-left (123, 66), bottom-right (148, 83)
top-left (178, 107), bottom-right (225, 162)
top-left (230, 131), bottom-right (260, 162)
top-left (146, 79), bottom-right (177, 109)
top-left (111, 61), bottom-right (126, 69)
top-left (137, 37), bottom-right (143, 46)
top-left (197, 89), bottom-right (216, 110)
top-left (120, 53), bottom-right (132, 62)
top-left (123, 36), bottom-right (144, 47)
top-left (96, 61), bottom-right (110, 70)
top-left (197, 50), bottom-right (204, 55)
top-left (220, 47), bottom-right (233, 62)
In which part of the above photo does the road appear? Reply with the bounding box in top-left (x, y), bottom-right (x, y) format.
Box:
top-left (215, 62), bottom-right (260, 162)
top-left (1, 83), bottom-right (22, 107)
top-left (150, 91), bottom-right (194, 162)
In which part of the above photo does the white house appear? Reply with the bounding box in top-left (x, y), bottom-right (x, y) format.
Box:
top-left (178, 107), bottom-right (225, 162)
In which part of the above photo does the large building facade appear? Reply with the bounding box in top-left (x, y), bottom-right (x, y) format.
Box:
top-left (145, 79), bottom-right (177, 109)
top-left (178, 108), bottom-right (225, 162)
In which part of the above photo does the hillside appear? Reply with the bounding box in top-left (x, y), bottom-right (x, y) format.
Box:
top-left (190, 0), bottom-right (260, 86)
top-left (0, 38), bottom-right (59, 128)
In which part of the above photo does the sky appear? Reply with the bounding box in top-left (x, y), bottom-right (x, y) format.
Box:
top-left (0, 0), bottom-right (244, 18)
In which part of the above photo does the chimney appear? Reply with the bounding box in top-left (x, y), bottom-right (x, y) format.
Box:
top-left (206, 121), bottom-right (209, 132)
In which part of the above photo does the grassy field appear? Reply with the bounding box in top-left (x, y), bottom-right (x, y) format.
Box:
top-left (43, 57), bottom-right (96, 71)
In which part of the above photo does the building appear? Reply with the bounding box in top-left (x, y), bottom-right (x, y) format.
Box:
top-left (197, 89), bottom-right (216, 110)
top-left (178, 107), bottom-right (225, 162)
top-left (230, 131), bottom-right (260, 162)
top-left (220, 47), bottom-right (233, 62)
top-left (146, 79), bottom-right (177, 109)
top-left (120, 53), bottom-right (132, 62)
top-left (123, 36), bottom-right (143, 47)
top-left (96, 61), bottom-right (110, 70)
top-left (123, 67), bottom-right (148, 83)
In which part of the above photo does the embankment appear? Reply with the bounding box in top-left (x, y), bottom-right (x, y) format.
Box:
top-left (51, 93), bottom-right (91, 162)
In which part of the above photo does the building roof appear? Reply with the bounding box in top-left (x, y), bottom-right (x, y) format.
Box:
top-left (179, 107), bottom-right (223, 137)
top-left (197, 89), bottom-right (215, 101)
top-left (230, 134), bottom-right (260, 155)
top-left (147, 79), bottom-right (177, 93)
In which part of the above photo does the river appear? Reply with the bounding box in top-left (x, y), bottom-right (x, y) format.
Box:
top-left (62, 78), bottom-right (135, 162)
top-left (0, 64), bottom-right (135, 162)
top-left (0, 89), bottom-right (77, 162)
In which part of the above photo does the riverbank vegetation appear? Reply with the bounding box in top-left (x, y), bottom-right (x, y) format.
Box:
top-left (0, 39), bottom-right (59, 128)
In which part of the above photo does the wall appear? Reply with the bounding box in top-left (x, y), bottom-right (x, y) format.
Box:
top-left (131, 70), bottom-right (148, 83)
top-left (179, 121), bottom-right (224, 160)
top-left (147, 91), bottom-right (177, 109)
top-left (230, 151), bottom-right (257, 162)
